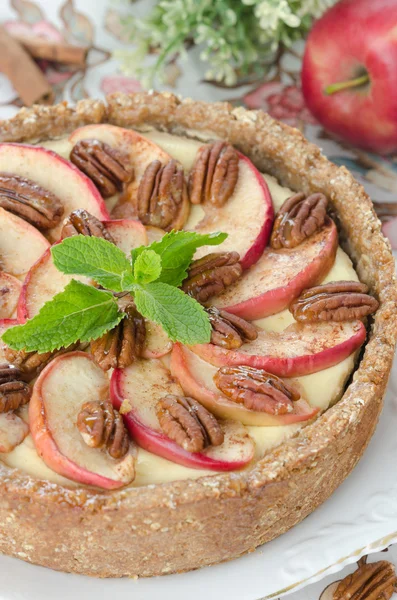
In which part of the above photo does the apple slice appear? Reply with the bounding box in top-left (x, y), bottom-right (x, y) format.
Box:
top-left (68, 124), bottom-right (190, 227)
top-left (17, 246), bottom-right (88, 321)
top-left (0, 318), bottom-right (18, 363)
top-left (18, 219), bottom-right (147, 321)
top-left (145, 225), bottom-right (166, 244)
top-left (190, 320), bottom-right (366, 377)
top-left (111, 359), bottom-right (255, 470)
top-left (170, 343), bottom-right (318, 427)
top-left (0, 207), bottom-right (49, 280)
top-left (0, 143), bottom-right (109, 241)
top-left (104, 218), bottom-right (148, 251)
top-left (143, 321), bottom-right (173, 359)
top-left (0, 272), bottom-right (22, 319)
top-left (0, 412), bottom-right (29, 453)
top-left (29, 351), bottom-right (136, 489)
top-left (186, 153), bottom-right (274, 270)
top-left (213, 218), bottom-right (338, 319)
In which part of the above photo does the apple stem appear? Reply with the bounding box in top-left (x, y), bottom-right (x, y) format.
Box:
top-left (324, 74), bottom-right (370, 95)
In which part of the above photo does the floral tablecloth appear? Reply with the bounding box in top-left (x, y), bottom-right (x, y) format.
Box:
top-left (0, 1), bottom-right (396, 598)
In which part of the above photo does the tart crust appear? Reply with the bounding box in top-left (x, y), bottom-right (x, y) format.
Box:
top-left (0, 92), bottom-right (396, 578)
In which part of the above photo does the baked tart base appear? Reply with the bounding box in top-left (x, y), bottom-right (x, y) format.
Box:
top-left (0, 92), bottom-right (396, 578)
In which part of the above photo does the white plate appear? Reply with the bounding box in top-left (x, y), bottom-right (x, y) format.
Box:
top-left (0, 356), bottom-right (397, 600)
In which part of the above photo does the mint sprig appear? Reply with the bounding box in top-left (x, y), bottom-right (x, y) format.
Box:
top-left (2, 280), bottom-right (124, 353)
top-left (3, 230), bottom-right (227, 353)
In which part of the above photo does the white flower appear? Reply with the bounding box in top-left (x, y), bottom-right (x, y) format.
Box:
top-left (117, 0), bottom-right (338, 88)
top-left (297, 0), bottom-right (336, 18)
top-left (254, 0), bottom-right (301, 31)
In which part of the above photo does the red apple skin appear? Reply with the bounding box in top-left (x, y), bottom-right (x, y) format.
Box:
top-left (17, 250), bottom-right (45, 323)
top-left (17, 246), bottom-right (59, 323)
top-left (236, 153), bottom-right (274, 270)
top-left (29, 352), bottom-right (132, 490)
top-left (110, 369), bottom-right (254, 471)
top-left (302, 0), bottom-right (397, 154)
top-left (216, 218), bottom-right (338, 320)
top-left (190, 321), bottom-right (366, 377)
top-left (0, 318), bottom-right (18, 327)
top-left (170, 344), bottom-right (319, 427)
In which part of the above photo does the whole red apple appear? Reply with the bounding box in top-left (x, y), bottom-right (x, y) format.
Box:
top-left (302, 0), bottom-right (397, 154)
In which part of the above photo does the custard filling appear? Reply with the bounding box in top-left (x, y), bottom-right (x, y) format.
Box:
top-left (0, 130), bottom-right (361, 488)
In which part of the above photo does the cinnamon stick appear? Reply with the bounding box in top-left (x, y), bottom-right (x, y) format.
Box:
top-left (0, 27), bottom-right (54, 106)
top-left (11, 34), bottom-right (88, 66)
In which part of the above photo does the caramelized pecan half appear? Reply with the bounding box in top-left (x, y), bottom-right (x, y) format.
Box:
top-left (182, 252), bottom-right (242, 303)
top-left (188, 141), bottom-right (239, 206)
top-left (77, 399), bottom-right (129, 459)
top-left (156, 394), bottom-right (224, 453)
top-left (290, 281), bottom-right (379, 323)
top-left (4, 344), bottom-right (79, 381)
top-left (70, 139), bottom-right (133, 198)
top-left (207, 307), bottom-right (258, 349)
top-left (91, 304), bottom-right (146, 371)
top-left (214, 366), bottom-right (300, 415)
top-left (0, 364), bottom-right (30, 413)
top-left (0, 173), bottom-right (64, 229)
top-left (61, 208), bottom-right (114, 242)
top-left (137, 159), bottom-right (187, 230)
top-left (271, 192), bottom-right (328, 249)
top-left (334, 557), bottom-right (397, 600)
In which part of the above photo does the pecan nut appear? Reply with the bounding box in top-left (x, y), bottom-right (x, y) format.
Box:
top-left (91, 304), bottom-right (146, 371)
top-left (207, 307), bottom-right (258, 349)
top-left (214, 366), bottom-right (300, 415)
top-left (0, 364), bottom-right (30, 413)
top-left (271, 192), bottom-right (328, 249)
top-left (0, 173), bottom-right (64, 229)
top-left (4, 344), bottom-right (79, 381)
top-left (70, 139), bottom-right (133, 198)
top-left (77, 399), bottom-right (130, 459)
top-left (182, 251), bottom-right (242, 303)
top-left (290, 281), bottom-right (379, 323)
top-left (137, 159), bottom-right (188, 231)
top-left (188, 141), bottom-right (239, 206)
top-left (156, 394), bottom-right (224, 453)
top-left (333, 557), bottom-right (397, 600)
top-left (61, 208), bottom-right (114, 242)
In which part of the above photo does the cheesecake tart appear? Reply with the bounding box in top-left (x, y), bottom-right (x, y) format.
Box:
top-left (0, 92), bottom-right (395, 578)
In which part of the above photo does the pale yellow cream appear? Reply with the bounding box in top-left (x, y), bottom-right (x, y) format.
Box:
top-left (0, 131), bottom-right (361, 487)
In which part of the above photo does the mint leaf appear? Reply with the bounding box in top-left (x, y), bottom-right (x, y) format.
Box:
top-left (3, 230), bottom-right (227, 354)
top-left (2, 280), bottom-right (123, 353)
top-left (133, 249), bottom-right (162, 285)
top-left (52, 235), bottom-right (134, 292)
top-left (134, 282), bottom-right (211, 344)
top-left (132, 230), bottom-right (227, 287)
